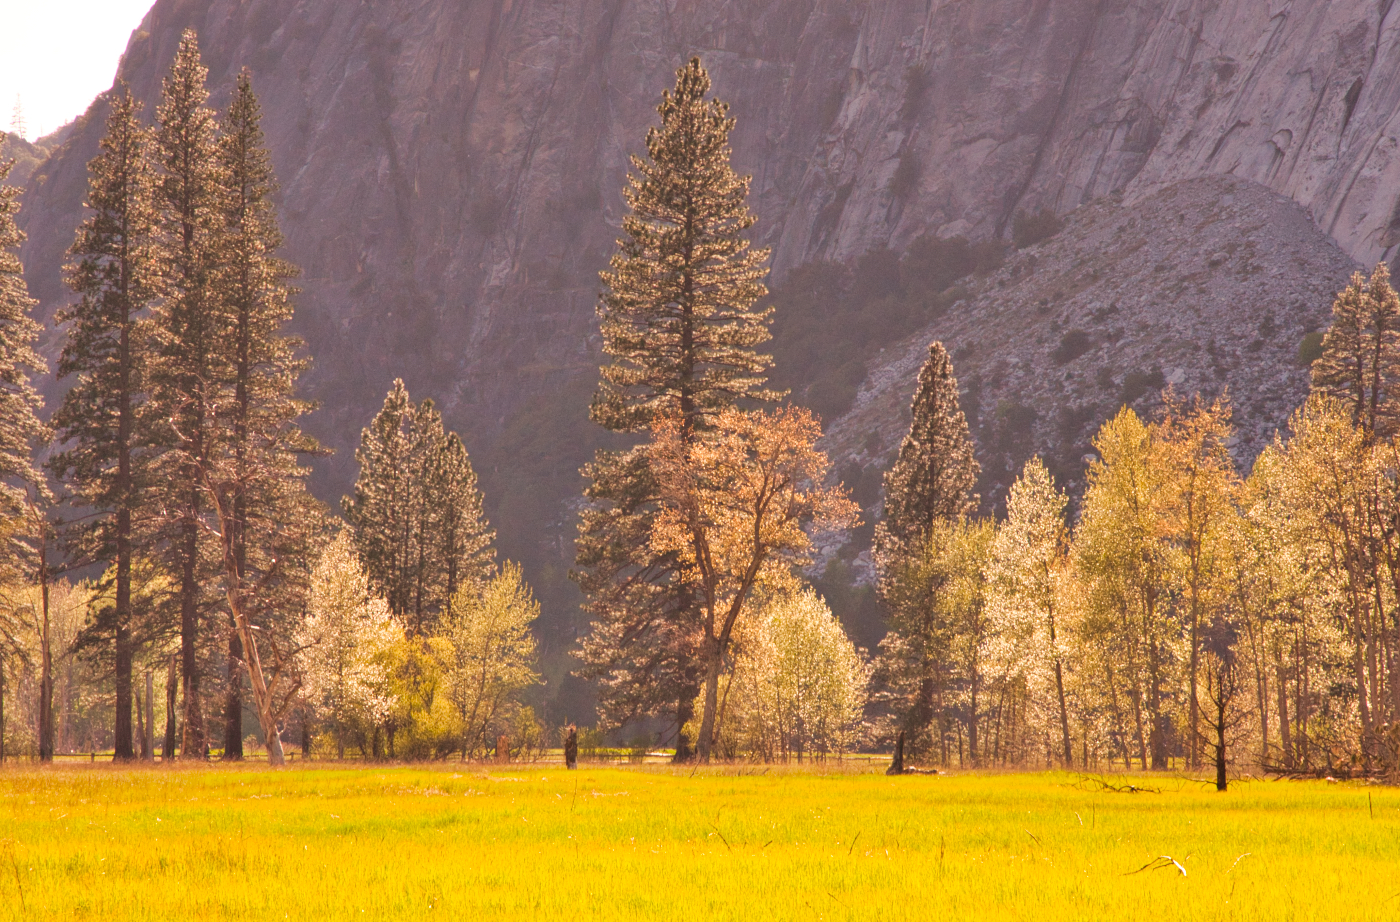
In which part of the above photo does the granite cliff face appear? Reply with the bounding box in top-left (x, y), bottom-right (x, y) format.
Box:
top-left (12, 1), bottom-right (1400, 694)
top-left (20, 2), bottom-right (1400, 451)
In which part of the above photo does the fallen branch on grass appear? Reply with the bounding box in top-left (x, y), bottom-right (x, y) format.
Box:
top-left (1074, 774), bottom-right (1160, 794)
top-left (1125, 855), bottom-right (1187, 877)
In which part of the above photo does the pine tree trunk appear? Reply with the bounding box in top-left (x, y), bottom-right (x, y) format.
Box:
top-left (113, 610), bottom-right (134, 760)
top-left (114, 322), bottom-right (135, 761)
top-left (224, 624), bottom-right (244, 759)
top-left (39, 566), bottom-right (53, 762)
top-left (164, 654), bottom-right (178, 760)
top-left (114, 510), bottom-right (135, 760)
top-left (226, 298), bottom-right (251, 761)
top-left (144, 670), bottom-right (155, 761)
top-left (1214, 691), bottom-right (1228, 792)
top-left (1276, 663), bottom-right (1292, 769)
top-left (133, 678), bottom-right (146, 759)
top-left (179, 513), bottom-right (204, 758)
top-left (673, 693), bottom-right (695, 763)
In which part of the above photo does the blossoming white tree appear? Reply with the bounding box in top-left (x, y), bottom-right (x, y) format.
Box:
top-left (297, 533), bottom-right (400, 757)
top-left (711, 589), bottom-right (867, 761)
top-left (986, 457), bottom-right (1075, 767)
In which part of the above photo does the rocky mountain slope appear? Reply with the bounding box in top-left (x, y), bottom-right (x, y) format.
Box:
top-left (820, 176), bottom-right (1358, 572)
top-left (10, 0), bottom-right (1397, 716)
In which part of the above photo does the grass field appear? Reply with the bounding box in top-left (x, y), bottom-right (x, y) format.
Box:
top-left (0, 762), bottom-right (1395, 920)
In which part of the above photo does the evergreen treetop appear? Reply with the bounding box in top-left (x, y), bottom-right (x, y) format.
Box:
top-left (0, 150), bottom-right (46, 493)
top-left (875, 341), bottom-right (979, 567)
top-left (51, 86), bottom-right (159, 552)
top-left (592, 57), bottom-right (776, 438)
top-left (1311, 263), bottom-right (1400, 442)
top-left (344, 380), bottom-right (495, 634)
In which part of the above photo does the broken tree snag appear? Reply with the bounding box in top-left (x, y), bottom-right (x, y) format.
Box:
top-left (564, 725), bottom-right (578, 770)
top-left (887, 731), bottom-right (906, 775)
top-left (496, 734), bottom-right (509, 763)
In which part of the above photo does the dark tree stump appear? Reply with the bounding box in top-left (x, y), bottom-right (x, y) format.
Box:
top-left (886, 731), bottom-right (906, 775)
top-left (564, 726), bottom-right (578, 770)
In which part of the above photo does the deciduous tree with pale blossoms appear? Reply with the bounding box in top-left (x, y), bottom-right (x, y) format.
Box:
top-left (297, 532), bottom-right (401, 757)
top-left (648, 405), bottom-right (859, 762)
top-left (985, 457), bottom-right (1075, 766)
top-left (708, 589), bottom-right (868, 762)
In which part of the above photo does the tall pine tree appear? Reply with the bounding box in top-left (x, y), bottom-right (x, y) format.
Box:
top-left (574, 58), bottom-right (775, 757)
top-left (872, 341), bottom-right (979, 757)
top-left (211, 69), bottom-right (326, 759)
top-left (0, 141), bottom-right (50, 759)
top-left (145, 30), bottom-right (227, 758)
top-left (50, 87), bottom-right (159, 762)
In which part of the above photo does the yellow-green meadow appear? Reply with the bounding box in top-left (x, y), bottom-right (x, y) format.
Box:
top-left (0, 764), bottom-right (1394, 920)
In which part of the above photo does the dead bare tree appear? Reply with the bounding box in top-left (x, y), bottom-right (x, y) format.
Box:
top-left (1200, 650), bottom-right (1246, 791)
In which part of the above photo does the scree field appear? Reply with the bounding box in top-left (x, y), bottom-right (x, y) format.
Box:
top-left (0, 764), bottom-right (1394, 920)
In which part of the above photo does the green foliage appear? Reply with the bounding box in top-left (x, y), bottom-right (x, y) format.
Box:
top-left (701, 589), bottom-right (868, 762)
top-left (591, 56), bottom-right (776, 436)
top-left (767, 236), bottom-right (1000, 423)
top-left (343, 379), bottom-right (495, 635)
top-left (438, 562), bottom-right (540, 760)
top-left (875, 517), bottom-right (995, 759)
top-left (875, 342), bottom-right (979, 574)
top-left (902, 64), bottom-right (931, 120)
top-left (889, 152), bottom-right (920, 199)
top-left (1311, 264), bottom-right (1400, 438)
